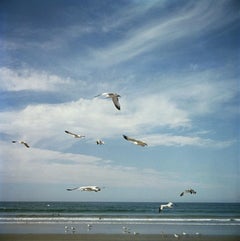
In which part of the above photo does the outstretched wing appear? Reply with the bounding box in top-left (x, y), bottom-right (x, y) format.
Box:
top-left (135, 140), bottom-right (147, 146)
top-left (65, 130), bottom-right (75, 136)
top-left (123, 135), bottom-right (147, 146)
top-left (66, 187), bottom-right (80, 191)
top-left (23, 142), bottom-right (30, 148)
top-left (112, 96), bottom-right (120, 110)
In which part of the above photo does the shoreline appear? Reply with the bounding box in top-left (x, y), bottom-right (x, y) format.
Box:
top-left (0, 234), bottom-right (240, 241)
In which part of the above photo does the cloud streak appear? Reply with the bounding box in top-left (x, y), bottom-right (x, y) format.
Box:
top-left (0, 141), bottom-right (180, 189)
top-left (0, 67), bottom-right (70, 91)
top-left (85, 0), bottom-right (238, 68)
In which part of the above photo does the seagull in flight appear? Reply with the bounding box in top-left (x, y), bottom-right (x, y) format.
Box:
top-left (65, 130), bottom-right (85, 138)
top-left (96, 139), bottom-right (104, 145)
top-left (180, 188), bottom-right (197, 196)
top-left (159, 202), bottom-right (173, 212)
top-left (12, 140), bottom-right (30, 148)
top-left (67, 186), bottom-right (102, 192)
top-left (123, 135), bottom-right (147, 147)
top-left (95, 92), bottom-right (121, 110)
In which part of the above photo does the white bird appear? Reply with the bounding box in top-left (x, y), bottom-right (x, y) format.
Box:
top-left (174, 234), bottom-right (179, 238)
top-left (123, 135), bottom-right (147, 147)
top-left (96, 139), bottom-right (104, 145)
top-left (12, 140), bottom-right (30, 148)
top-left (66, 185), bottom-right (102, 192)
top-left (180, 188), bottom-right (197, 196)
top-left (95, 92), bottom-right (121, 110)
top-left (65, 130), bottom-right (85, 138)
top-left (159, 202), bottom-right (173, 212)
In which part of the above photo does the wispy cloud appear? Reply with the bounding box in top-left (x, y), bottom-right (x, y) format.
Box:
top-left (0, 67), bottom-right (70, 91)
top-left (145, 133), bottom-right (234, 148)
top-left (0, 141), bottom-right (180, 189)
top-left (85, 0), bottom-right (238, 68)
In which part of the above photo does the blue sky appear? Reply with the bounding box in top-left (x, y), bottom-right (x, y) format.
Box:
top-left (0, 0), bottom-right (239, 202)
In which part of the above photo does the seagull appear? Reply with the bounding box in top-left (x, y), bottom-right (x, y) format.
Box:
top-left (12, 140), bottom-right (30, 148)
top-left (159, 202), bottom-right (173, 212)
top-left (66, 186), bottom-right (102, 192)
top-left (180, 188), bottom-right (197, 196)
top-left (65, 130), bottom-right (85, 138)
top-left (95, 92), bottom-right (121, 110)
top-left (96, 139), bottom-right (104, 145)
top-left (123, 135), bottom-right (147, 147)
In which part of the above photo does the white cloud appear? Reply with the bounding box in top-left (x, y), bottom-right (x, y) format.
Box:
top-left (145, 134), bottom-right (234, 148)
top-left (0, 92), bottom-right (233, 150)
top-left (0, 141), bottom-right (179, 188)
top-left (0, 67), bottom-right (70, 91)
top-left (0, 92), bottom-right (191, 148)
top-left (85, 0), bottom-right (236, 68)
top-left (0, 65), bottom-right (236, 149)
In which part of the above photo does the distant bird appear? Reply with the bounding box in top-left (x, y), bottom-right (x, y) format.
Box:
top-left (67, 186), bottom-right (102, 192)
top-left (159, 202), bottom-right (173, 212)
top-left (65, 130), bottom-right (85, 138)
top-left (123, 135), bottom-right (147, 147)
top-left (180, 188), bottom-right (197, 196)
top-left (96, 139), bottom-right (104, 145)
top-left (12, 140), bottom-right (30, 148)
top-left (95, 92), bottom-right (121, 110)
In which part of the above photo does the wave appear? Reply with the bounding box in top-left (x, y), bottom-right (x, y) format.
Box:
top-left (0, 216), bottom-right (239, 225)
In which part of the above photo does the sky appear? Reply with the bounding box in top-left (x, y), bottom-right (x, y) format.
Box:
top-left (0, 0), bottom-right (239, 202)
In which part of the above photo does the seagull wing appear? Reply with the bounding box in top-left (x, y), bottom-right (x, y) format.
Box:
top-left (65, 130), bottom-right (75, 136)
top-left (66, 187), bottom-right (80, 191)
top-left (135, 140), bottom-right (147, 146)
top-left (123, 135), bottom-right (137, 143)
top-left (23, 142), bottom-right (30, 148)
top-left (180, 192), bottom-right (184, 196)
top-left (123, 135), bottom-right (147, 146)
top-left (111, 95), bottom-right (120, 110)
top-left (94, 92), bottom-right (110, 98)
top-left (123, 135), bottom-right (130, 141)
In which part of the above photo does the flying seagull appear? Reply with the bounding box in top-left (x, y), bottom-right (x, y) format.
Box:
top-left (159, 202), bottom-right (173, 212)
top-left (12, 140), bottom-right (30, 148)
top-left (180, 188), bottom-right (197, 196)
top-left (123, 135), bottom-right (147, 147)
top-left (65, 130), bottom-right (85, 138)
top-left (96, 139), bottom-right (104, 145)
top-left (67, 186), bottom-right (102, 192)
top-left (95, 92), bottom-right (121, 110)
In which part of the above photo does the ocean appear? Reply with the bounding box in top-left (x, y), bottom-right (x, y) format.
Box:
top-left (0, 202), bottom-right (239, 235)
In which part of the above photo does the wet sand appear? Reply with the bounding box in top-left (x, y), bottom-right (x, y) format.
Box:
top-left (0, 234), bottom-right (239, 241)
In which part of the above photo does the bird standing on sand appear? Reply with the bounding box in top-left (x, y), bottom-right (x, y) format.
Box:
top-left (180, 188), bottom-right (197, 196)
top-left (95, 92), bottom-right (121, 110)
top-left (123, 135), bottom-right (147, 147)
top-left (12, 140), bottom-right (30, 148)
top-left (159, 202), bottom-right (173, 212)
top-left (65, 130), bottom-right (85, 138)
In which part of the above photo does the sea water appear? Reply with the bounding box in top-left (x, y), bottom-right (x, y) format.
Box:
top-left (0, 202), bottom-right (239, 235)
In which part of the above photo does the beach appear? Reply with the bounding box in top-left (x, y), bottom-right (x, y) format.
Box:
top-left (0, 234), bottom-right (240, 241)
top-left (1, 202), bottom-right (239, 239)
